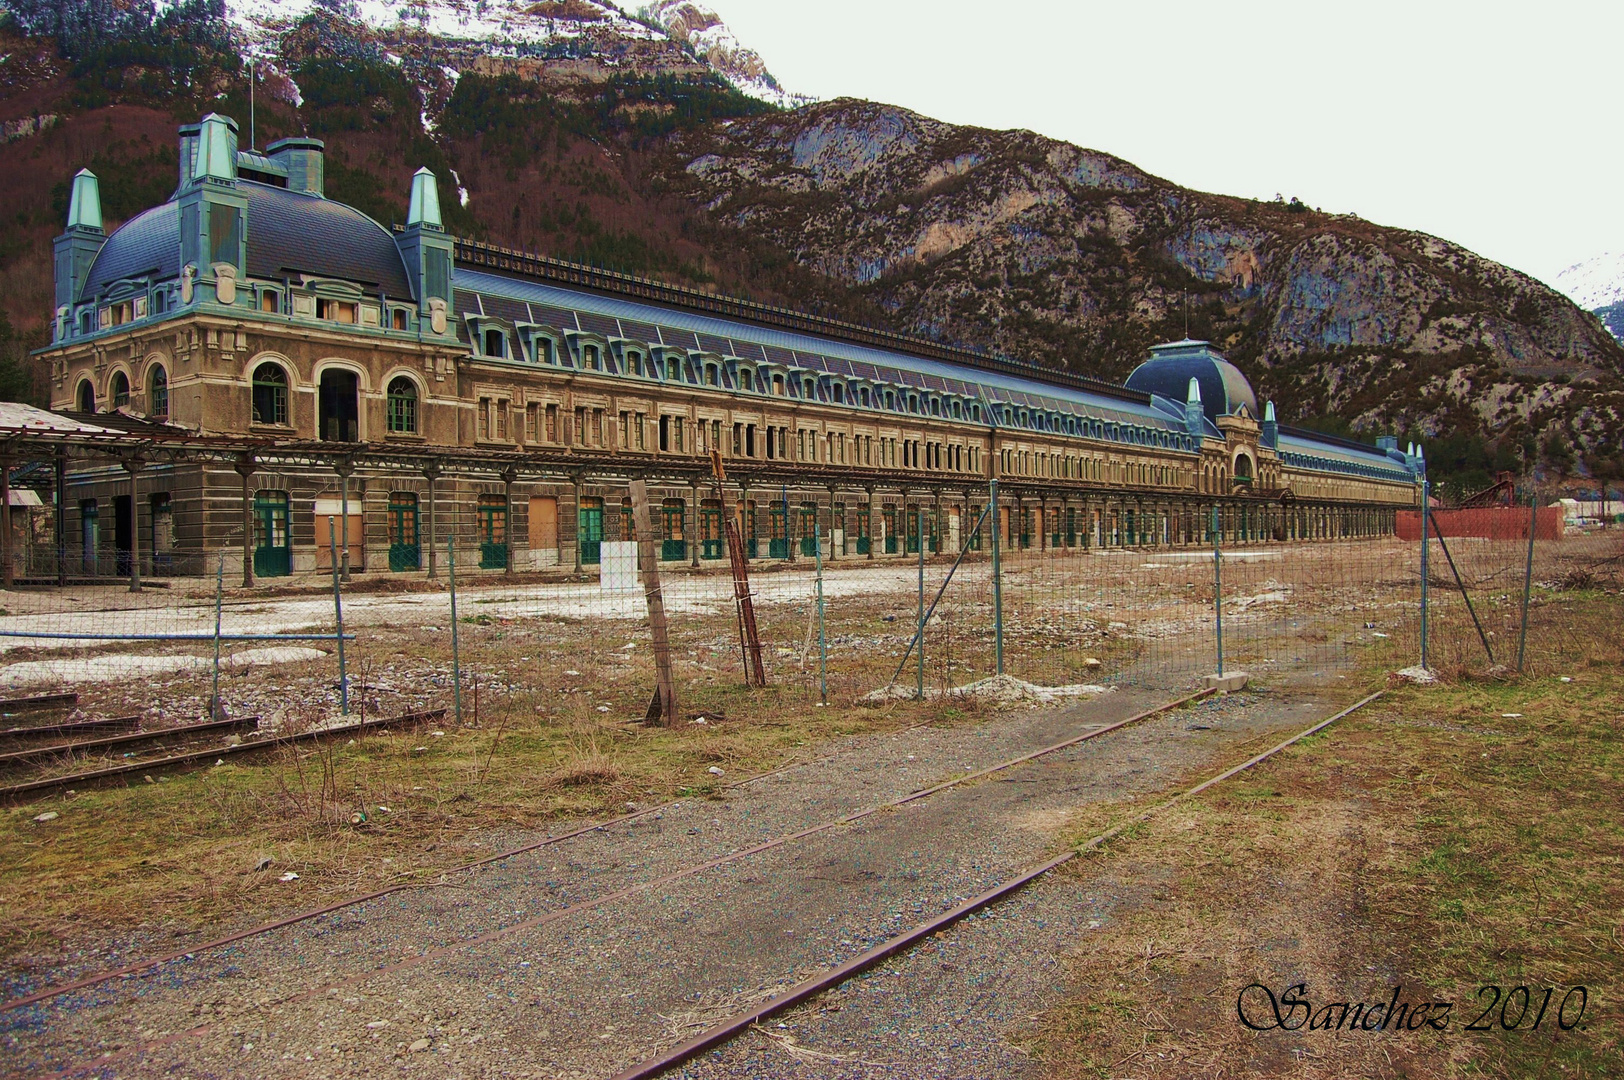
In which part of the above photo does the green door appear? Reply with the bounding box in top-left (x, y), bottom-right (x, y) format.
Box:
top-left (768, 505), bottom-right (788, 559)
top-left (253, 492), bottom-right (291, 577)
top-left (799, 503), bottom-right (818, 557)
top-left (700, 502), bottom-right (723, 560)
top-left (905, 509), bottom-right (920, 555)
top-left (856, 507), bottom-right (870, 555)
top-left (388, 494), bottom-right (420, 572)
top-left (479, 498), bottom-right (508, 569)
top-left (883, 507), bottom-right (898, 554)
top-left (579, 499), bottom-right (603, 565)
top-left (661, 500), bottom-right (686, 562)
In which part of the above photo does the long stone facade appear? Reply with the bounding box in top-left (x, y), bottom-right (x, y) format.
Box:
top-left (33, 113), bottom-right (1422, 582)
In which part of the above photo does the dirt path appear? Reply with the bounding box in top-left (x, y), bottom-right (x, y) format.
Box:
top-left (2, 685), bottom-right (1355, 1079)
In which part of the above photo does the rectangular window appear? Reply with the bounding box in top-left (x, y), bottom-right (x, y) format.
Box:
top-left (593, 408), bottom-right (605, 446)
top-left (574, 407), bottom-right (585, 445)
top-left (732, 423), bottom-right (741, 456)
top-left (546, 403), bottom-right (558, 442)
top-left (392, 308), bottom-right (407, 330)
top-left (317, 298), bottom-right (358, 323)
top-left (634, 412), bottom-right (645, 450)
top-left (260, 291), bottom-right (279, 313)
top-left (496, 400), bottom-right (508, 441)
top-left (673, 417), bottom-right (684, 453)
top-left (619, 411), bottom-right (630, 448)
top-left (478, 397), bottom-right (491, 439)
top-left (526, 403), bottom-right (538, 442)
top-left (659, 415), bottom-right (670, 452)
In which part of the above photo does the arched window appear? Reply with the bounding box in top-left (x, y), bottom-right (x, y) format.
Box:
top-left (627, 351), bottom-right (642, 377)
top-left (110, 371), bottom-right (130, 409)
top-left (387, 376), bottom-right (418, 434)
top-left (484, 328), bottom-right (507, 359)
top-left (148, 365), bottom-right (168, 419)
top-left (832, 383), bottom-right (845, 404)
top-left (582, 343), bottom-right (600, 370)
top-left (705, 364), bottom-right (719, 386)
top-left (76, 380), bottom-right (95, 413)
top-left (536, 337), bottom-right (554, 364)
top-left (252, 363), bottom-right (288, 426)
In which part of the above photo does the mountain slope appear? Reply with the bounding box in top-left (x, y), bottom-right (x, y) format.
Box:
top-left (1, 1), bottom-right (1619, 489)
top-left (1554, 252), bottom-right (1624, 342)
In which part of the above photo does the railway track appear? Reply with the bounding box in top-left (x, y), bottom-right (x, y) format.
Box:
top-left (608, 690), bottom-right (1385, 1080)
top-left (3, 690), bottom-right (1211, 1051)
top-left (6, 689), bottom-right (1385, 1080)
top-left (0, 708), bottom-right (446, 801)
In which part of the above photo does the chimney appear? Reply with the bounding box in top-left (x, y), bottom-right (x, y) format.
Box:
top-left (177, 122), bottom-right (201, 192)
top-left (1377, 435), bottom-right (1398, 453)
top-left (267, 136), bottom-right (325, 196)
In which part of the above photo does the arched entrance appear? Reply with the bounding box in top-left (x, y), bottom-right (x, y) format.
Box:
top-left (319, 369), bottom-right (359, 442)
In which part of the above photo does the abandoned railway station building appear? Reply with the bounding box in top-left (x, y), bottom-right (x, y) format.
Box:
top-left (32, 113), bottom-right (1423, 582)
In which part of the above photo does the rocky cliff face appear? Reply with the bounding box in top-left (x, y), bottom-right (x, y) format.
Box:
top-left (658, 99), bottom-right (1623, 466)
top-left (1, 3), bottom-right (1618, 480)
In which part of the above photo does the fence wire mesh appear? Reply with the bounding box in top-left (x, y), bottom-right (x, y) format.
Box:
top-left (0, 484), bottom-right (1620, 796)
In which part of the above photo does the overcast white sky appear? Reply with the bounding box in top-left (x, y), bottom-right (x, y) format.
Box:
top-left (711, 0), bottom-right (1620, 287)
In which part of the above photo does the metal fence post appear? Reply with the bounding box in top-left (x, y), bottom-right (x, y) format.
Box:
top-left (1419, 478), bottom-right (1430, 670)
top-left (212, 552), bottom-right (224, 719)
top-left (1211, 504), bottom-right (1223, 677)
top-left (328, 516), bottom-right (348, 714)
top-left (1517, 483), bottom-right (1538, 673)
top-left (916, 507), bottom-right (926, 700)
top-left (815, 528), bottom-right (827, 705)
top-left (990, 478), bottom-right (1003, 677)
top-left (449, 533), bottom-right (463, 725)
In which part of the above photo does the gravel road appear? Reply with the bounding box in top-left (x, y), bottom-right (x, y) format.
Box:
top-left (3, 687), bottom-right (1341, 1079)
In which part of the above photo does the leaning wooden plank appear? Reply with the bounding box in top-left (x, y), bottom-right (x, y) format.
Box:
top-left (0, 714), bottom-right (141, 740)
top-left (0, 691), bottom-right (79, 712)
top-left (0, 709), bottom-right (447, 799)
top-left (0, 716), bottom-right (259, 767)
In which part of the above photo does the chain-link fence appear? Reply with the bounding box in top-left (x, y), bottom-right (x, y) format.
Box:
top-left (1, 482), bottom-right (1619, 795)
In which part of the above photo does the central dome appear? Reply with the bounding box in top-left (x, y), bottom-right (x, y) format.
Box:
top-left (1123, 339), bottom-right (1258, 423)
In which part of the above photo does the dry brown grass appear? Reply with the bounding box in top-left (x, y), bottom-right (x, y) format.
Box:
top-left (1032, 594), bottom-right (1624, 1079)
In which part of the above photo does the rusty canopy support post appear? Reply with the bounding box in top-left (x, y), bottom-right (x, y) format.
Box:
top-left (572, 473), bottom-right (584, 574)
top-left (0, 455), bottom-right (12, 591)
top-left (423, 463), bottom-right (440, 580)
top-left (629, 478), bottom-right (677, 725)
top-left (501, 467), bottom-right (517, 575)
top-left (235, 454), bottom-right (256, 588)
top-left (336, 459), bottom-right (354, 583)
top-left (54, 447), bottom-right (66, 587)
top-left (123, 457), bottom-right (143, 592)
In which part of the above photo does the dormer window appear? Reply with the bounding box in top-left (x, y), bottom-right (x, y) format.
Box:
top-left (536, 337), bottom-right (555, 364)
top-left (772, 373), bottom-right (785, 396)
top-left (704, 363), bottom-right (719, 386)
top-left (626, 351), bottom-right (643, 377)
top-left (929, 399), bottom-right (940, 417)
top-left (803, 378), bottom-right (816, 398)
top-left (260, 290), bottom-right (280, 314)
top-left (832, 383), bottom-right (845, 404)
top-left (391, 308), bottom-right (408, 330)
top-left (884, 390), bottom-right (896, 410)
top-left (484, 328), bottom-right (508, 358)
top-left (317, 298), bottom-right (357, 324)
top-left (738, 367), bottom-right (755, 392)
top-left (859, 387), bottom-right (870, 407)
top-left (908, 394), bottom-right (920, 414)
top-left (582, 343), bottom-right (601, 370)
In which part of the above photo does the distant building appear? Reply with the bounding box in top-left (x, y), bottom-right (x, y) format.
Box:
top-left (35, 113), bottom-right (1422, 580)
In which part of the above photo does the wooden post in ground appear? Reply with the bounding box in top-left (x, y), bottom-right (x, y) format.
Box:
top-left (629, 478), bottom-right (677, 725)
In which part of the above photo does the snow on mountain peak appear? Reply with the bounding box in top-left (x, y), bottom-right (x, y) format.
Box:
top-left (1552, 252), bottom-right (1624, 312)
top-left (213, 0), bottom-right (804, 106)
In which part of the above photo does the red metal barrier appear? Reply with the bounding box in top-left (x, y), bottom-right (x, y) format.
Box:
top-left (1396, 506), bottom-right (1563, 541)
